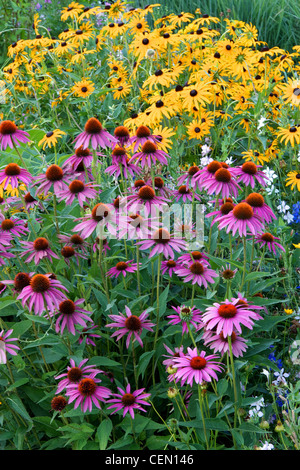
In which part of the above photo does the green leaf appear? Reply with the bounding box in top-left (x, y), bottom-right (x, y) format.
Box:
top-left (88, 356), bottom-right (121, 368)
top-left (96, 418), bottom-right (113, 450)
top-left (7, 378), bottom-right (29, 392)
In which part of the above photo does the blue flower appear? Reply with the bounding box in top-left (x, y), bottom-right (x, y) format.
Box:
top-left (292, 202), bottom-right (300, 224)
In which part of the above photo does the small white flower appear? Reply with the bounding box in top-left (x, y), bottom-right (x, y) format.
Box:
top-left (277, 201), bottom-right (290, 213)
top-left (201, 144), bottom-right (211, 156)
top-left (257, 116), bottom-right (267, 130)
top-left (200, 156), bottom-right (213, 167)
top-left (225, 156), bottom-right (235, 165)
top-left (259, 441), bottom-right (274, 450)
top-left (283, 212), bottom-right (294, 224)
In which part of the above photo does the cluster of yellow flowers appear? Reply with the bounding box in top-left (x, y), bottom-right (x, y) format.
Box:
top-left (2, 1), bottom-right (300, 191)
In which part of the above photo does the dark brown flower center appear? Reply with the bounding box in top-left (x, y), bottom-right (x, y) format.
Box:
top-left (153, 228), bottom-right (171, 244)
top-left (115, 261), bottom-right (128, 271)
top-left (261, 232), bottom-right (274, 242)
top-left (222, 269), bottom-right (235, 280)
top-left (61, 246), bottom-right (75, 258)
top-left (190, 262), bottom-right (204, 275)
top-left (215, 168), bottom-right (231, 183)
top-left (69, 180), bottom-right (85, 194)
top-left (51, 396), bottom-right (67, 411)
top-left (218, 304), bottom-right (237, 318)
top-left (219, 331), bottom-right (237, 341)
top-left (154, 177), bottom-right (164, 188)
top-left (232, 202), bottom-right (253, 220)
top-left (136, 126), bottom-right (151, 138)
top-left (84, 118), bottom-right (103, 134)
top-left (14, 272), bottom-right (31, 291)
top-left (67, 366), bottom-right (83, 382)
top-left (59, 299), bottom-right (75, 315)
top-left (188, 165), bottom-right (200, 176)
top-left (24, 192), bottom-right (36, 203)
top-left (1, 219), bottom-right (14, 230)
top-left (30, 274), bottom-right (50, 293)
top-left (112, 147), bottom-right (127, 158)
top-left (138, 186), bottom-right (155, 200)
top-left (178, 185), bottom-right (190, 194)
top-left (0, 120), bottom-right (17, 135)
top-left (70, 234), bottom-right (84, 245)
top-left (121, 393), bottom-right (136, 406)
top-left (91, 203), bottom-right (110, 222)
top-left (166, 260), bottom-right (176, 267)
top-left (134, 179), bottom-right (145, 188)
top-left (45, 165), bottom-right (64, 182)
top-left (207, 161), bottom-right (222, 174)
top-left (141, 141), bottom-right (157, 154)
top-left (114, 126), bottom-right (129, 138)
top-left (242, 162), bottom-right (257, 175)
top-left (75, 146), bottom-right (91, 157)
top-left (221, 202), bottom-right (234, 215)
top-left (125, 315), bottom-right (142, 331)
top-left (33, 237), bottom-right (49, 251)
top-left (78, 378), bottom-right (96, 396)
top-left (246, 193), bottom-right (264, 208)
top-left (4, 163), bottom-right (21, 176)
top-left (190, 356), bottom-right (207, 369)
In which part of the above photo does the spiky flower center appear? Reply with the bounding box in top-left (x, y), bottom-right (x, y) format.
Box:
top-left (246, 193), bottom-right (264, 208)
top-left (221, 202), bottom-right (234, 215)
top-left (207, 161), bottom-right (222, 174)
top-left (215, 168), bottom-right (231, 183)
top-left (191, 251), bottom-right (204, 260)
top-left (67, 366), bottom-right (83, 382)
top-left (154, 177), bottom-right (164, 188)
top-left (222, 269), bottom-right (235, 280)
top-left (4, 163), bottom-right (21, 176)
top-left (114, 126), bottom-right (129, 138)
top-left (125, 315), bottom-right (142, 331)
top-left (141, 141), bottom-right (157, 154)
top-left (45, 165), bottom-right (64, 182)
top-left (1, 219), bottom-right (14, 230)
top-left (30, 274), bottom-right (50, 293)
top-left (134, 179), bottom-right (145, 188)
top-left (91, 203), bottom-right (110, 222)
top-left (24, 193), bottom-right (36, 203)
top-left (232, 202), bottom-right (254, 220)
top-left (84, 117), bottom-right (102, 134)
top-left (33, 237), bottom-right (49, 251)
top-left (78, 378), bottom-right (96, 396)
top-left (69, 180), bottom-right (85, 194)
top-left (0, 120), bottom-right (17, 135)
top-left (219, 331), bottom-right (237, 342)
top-left (59, 299), bottom-right (75, 315)
top-left (61, 246), bottom-right (75, 258)
top-left (190, 262), bottom-right (204, 275)
top-left (121, 393), bottom-right (136, 406)
top-left (112, 147), bottom-right (127, 158)
top-left (51, 396), bottom-right (67, 411)
top-left (138, 186), bottom-right (155, 200)
top-left (153, 228), bottom-right (171, 244)
top-left (261, 232), bottom-right (274, 242)
top-left (179, 306), bottom-right (193, 321)
top-left (70, 234), bottom-right (84, 245)
top-left (14, 272), bottom-right (31, 291)
top-left (75, 146), bottom-right (91, 157)
top-left (188, 165), bottom-right (200, 176)
top-left (190, 356), bottom-right (207, 369)
top-left (242, 162), bottom-right (257, 175)
top-left (218, 304), bottom-right (237, 318)
top-left (116, 261), bottom-right (128, 271)
top-left (136, 126), bottom-right (151, 138)
top-left (166, 260), bottom-right (176, 268)
top-left (178, 185), bottom-right (190, 194)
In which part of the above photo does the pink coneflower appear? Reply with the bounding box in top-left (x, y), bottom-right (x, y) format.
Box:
top-left (125, 185), bottom-right (169, 217)
top-left (137, 228), bottom-right (186, 259)
top-left (145, 176), bottom-right (172, 198)
top-left (0, 120), bottom-right (31, 151)
top-left (0, 231), bottom-right (12, 251)
top-left (20, 237), bottom-right (59, 264)
top-left (172, 347), bottom-right (223, 386)
top-left (77, 325), bottom-right (101, 347)
top-left (167, 305), bottom-right (204, 335)
top-left (63, 146), bottom-right (102, 171)
top-left (93, 236), bottom-right (110, 255)
top-left (175, 261), bottom-right (218, 288)
top-left (0, 217), bottom-right (29, 237)
top-left (55, 298), bottom-right (93, 335)
top-left (220, 264), bottom-right (238, 280)
top-left (55, 358), bottom-right (103, 394)
top-left (217, 202), bottom-right (264, 237)
top-left (23, 192), bottom-right (43, 211)
top-left (106, 259), bottom-right (139, 279)
top-left (33, 164), bottom-right (71, 196)
top-left (161, 259), bottom-right (182, 277)
top-left (107, 383), bottom-right (151, 419)
top-left (67, 161), bottom-right (94, 182)
top-left (254, 232), bottom-right (285, 255)
top-left (232, 162), bottom-right (268, 188)
top-left (110, 146), bottom-right (129, 165)
top-left (129, 141), bottom-right (170, 168)
top-left (129, 125), bottom-right (160, 152)
top-left (106, 305), bottom-right (155, 349)
top-left (177, 250), bottom-right (210, 266)
top-left (203, 329), bottom-right (248, 358)
top-left (113, 126), bottom-right (131, 147)
top-left (0, 163), bottom-right (33, 189)
top-left (73, 203), bottom-right (120, 239)
top-left (172, 185), bottom-right (201, 203)
top-left (58, 234), bottom-right (89, 253)
top-left (245, 193), bottom-right (276, 224)
top-left (66, 374), bottom-right (111, 412)
top-left (202, 298), bottom-right (263, 337)
top-left (177, 165), bottom-right (200, 190)
top-left (201, 167), bottom-right (241, 198)
top-left (17, 273), bottom-right (68, 316)
top-left (56, 179), bottom-right (99, 207)
top-left (73, 117), bottom-right (118, 150)
top-left (0, 329), bottom-right (20, 363)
